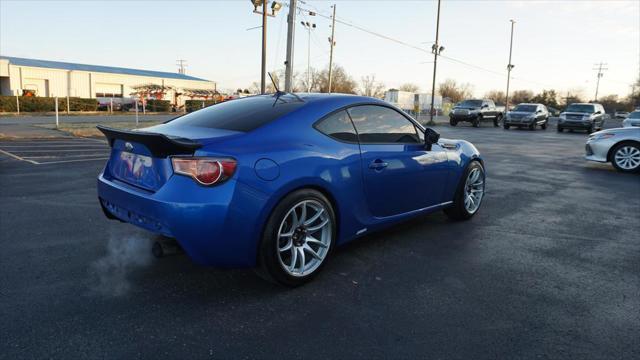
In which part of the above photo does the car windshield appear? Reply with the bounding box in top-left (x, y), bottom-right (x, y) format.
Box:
top-left (166, 95), bottom-right (305, 132)
top-left (566, 104), bottom-right (595, 113)
top-left (513, 105), bottom-right (537, 112)
top-left (629, 111), bottom-right (640, 119)
top-left (458, 100), bottom-right (483, 107)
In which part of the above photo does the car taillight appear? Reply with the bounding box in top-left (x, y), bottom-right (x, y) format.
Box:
top-left (171, 157), bottom-right (237, 186)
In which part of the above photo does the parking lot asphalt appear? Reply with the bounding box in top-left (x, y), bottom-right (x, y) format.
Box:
top-left (0, 122), bottom-right (638, 359)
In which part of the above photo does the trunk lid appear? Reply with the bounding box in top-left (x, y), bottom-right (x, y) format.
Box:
top-left (98, 125), bottom-right (242, 192)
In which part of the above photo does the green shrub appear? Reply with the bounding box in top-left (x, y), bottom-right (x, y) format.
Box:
top-left (185, 100), bottom-right (218, 113)
top-left (144, 99), bottom-right (171, 112)
top-left (0, 96), bottom-right (98, 112)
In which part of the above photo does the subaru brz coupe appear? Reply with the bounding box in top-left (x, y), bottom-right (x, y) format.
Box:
top-left (97, 93), bottom-right (485, 286)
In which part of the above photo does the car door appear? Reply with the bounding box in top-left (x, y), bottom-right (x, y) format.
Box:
top-left (347, 105), bottom-right (449, 218)
top-left (487, 100), bottom-right (497, 118)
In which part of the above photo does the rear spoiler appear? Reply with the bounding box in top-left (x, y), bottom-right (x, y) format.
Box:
top-left (97, 125), bottom-right (202, 158)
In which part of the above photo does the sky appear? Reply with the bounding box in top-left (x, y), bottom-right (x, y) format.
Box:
top-left (1, 0), bottom-right (638, 99)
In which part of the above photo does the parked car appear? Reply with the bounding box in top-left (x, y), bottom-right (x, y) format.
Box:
top-left (449, 99), bottom-right (503, 127)
top-left (97, 93), bottom-right (486, 286)
top-left (503, 103), bottom-right (549, 130)
top-left (614, 111), bottom-right (630, 119)
top-left (585, 127), bottom-right (640, 173)
top-left (558, 103), bottom-right (606, 133)
top-left (622, 111), bottom-right (640, 127)
top-left (547, 106), bottom-right (560, 117)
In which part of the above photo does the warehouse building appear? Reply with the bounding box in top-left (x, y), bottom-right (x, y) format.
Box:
top-left (0, 56), bottom-right (216, 106)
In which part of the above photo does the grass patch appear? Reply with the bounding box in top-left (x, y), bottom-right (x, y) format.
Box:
top-left (35, 121), bottom-right (162, 138)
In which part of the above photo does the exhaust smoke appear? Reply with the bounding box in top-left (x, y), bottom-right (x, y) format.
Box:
top-left (90, 234), bottom-right (153, 297)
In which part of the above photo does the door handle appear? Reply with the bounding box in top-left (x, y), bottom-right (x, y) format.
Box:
top-left (369, 159), bottom-right (388, 170)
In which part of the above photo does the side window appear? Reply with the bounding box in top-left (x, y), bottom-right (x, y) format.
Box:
top-left (488, 100), bottom-right (495, 108)
top-left (315, 110), bottom-right (358, 142)
top-left (347, 105), bottom-right (421, 144)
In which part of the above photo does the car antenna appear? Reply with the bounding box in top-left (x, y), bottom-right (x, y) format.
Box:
top-left (268, 72), bottom-right (305, 104)
top-left (268, 72), bottom-right (281, 94)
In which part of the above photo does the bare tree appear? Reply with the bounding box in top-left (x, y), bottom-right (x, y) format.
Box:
top-left (438, 79), bottom-right (473, 103)
top-left (398, 83), bottom-right (420, 93)
top-left (484, 90), bottom-right (506, 105)
top-left (510, 90), bottom-right (534, 105)
top-left (359, 74), bottom-right (386, 98)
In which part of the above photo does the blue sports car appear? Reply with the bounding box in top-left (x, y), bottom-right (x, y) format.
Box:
top-left (97, 93), bottom-right (485, 286)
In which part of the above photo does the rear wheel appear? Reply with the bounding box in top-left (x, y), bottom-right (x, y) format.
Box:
top-left (503, 123), bottom-right (510, 130)
top-left (557, 126), bottom-right (563, 132)
top-left (444, 161), bottom-right (485, 221)
top-left (472, 116), bottom-right (481, 127)
top-left (541, 119), bottom-right (548, 130)
top-left (494, 114), bottom-right (502, 127)
top-left (257, 189), bottom-right (336, 287)
top-left (611, 142), bottom-right (640, 173)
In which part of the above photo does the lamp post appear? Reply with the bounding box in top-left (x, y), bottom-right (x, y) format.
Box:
top-left (251, 1), bottom-right (283, 94)
top-left (428, 0), bottom-right (443, 126)
top-left (301, 21), bottom-right (316, 93)
top-left (505, 19), bottom-right (516, 113)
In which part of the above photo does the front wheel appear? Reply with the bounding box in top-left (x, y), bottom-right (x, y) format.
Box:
top-left (557, 126), bottom-right (563, 132)
top-left (611, 142), bottom-right (640, 173)
top-left (541, 120), bottom-right (548, 130)
top-left (472, 116), bottom-right (481, 127)
top-left (503, 124), bottom-right (510, 130)
top-left (257, 189), bottom-right (336, 286)
top-left (450, 118), bottom-right (458, 126)
top-left (494, 115), bottom-right (502, 127)
top-left (444, 161), bottom-right (485, 221)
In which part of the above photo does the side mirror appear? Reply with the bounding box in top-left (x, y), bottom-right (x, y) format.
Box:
top-left (482, 104), bottom-right (489, 108)
top-left (536, 109), bottom-right (542, 113)
top-left (595, 111), bottom-right (602, 115)
top-left (424, 128), bottom-right (440, 151)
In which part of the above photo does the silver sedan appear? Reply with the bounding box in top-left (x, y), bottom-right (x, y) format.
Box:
top-left (585, 127), bottom-right (640, 173)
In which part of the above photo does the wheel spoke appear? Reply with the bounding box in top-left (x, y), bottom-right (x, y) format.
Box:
top-left (303, 244), bottom-right (323, 260)
top-left (306, 236), bottom-right (328, 248)
top-left (297, 247), bottom-right (306, 272)
top-left (299, 203), bottom-right (307, 225)
top-left (307, 218), bottom-right (329, 232)
top-left (289, 246), bottom-right (298, 273)
top-left (279, 239), bottom-right (292, 252)
top-left (304, 208), bottom-right (325, 226)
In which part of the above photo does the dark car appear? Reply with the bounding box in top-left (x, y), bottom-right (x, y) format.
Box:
top-left (503, 103), bottom-right (549, 130)
top-left (558, 103), bottom-right (606, 133)
top-left (449, 99), bottom-right (503, 127)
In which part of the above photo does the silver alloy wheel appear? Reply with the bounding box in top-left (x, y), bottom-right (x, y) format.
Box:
top-left (464, 167), bottom-right (485, 214)
top-left (277, 200), bottom-right (332, 277)
top-left (614, 146), bottom-right (640, 170)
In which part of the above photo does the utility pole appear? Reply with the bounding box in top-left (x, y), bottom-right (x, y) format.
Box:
top-left (327, 4), bottom-right (337, 93)
top-left (261, 0), bottom-right (268, 94)
top-left (251, 1), bottom-right (283, 94)
top-left (592, 61), bottom-right (608, 101)
top-left (284, 0), bottom-right (297, 92)
top-left (428, 0), bottom-right (443, 126)
top-left (176, 59), bottom-right (187, 74)
top-left (505, 19), bottom-right (516, 113)
top-left (301, 21), bottom-right (316, 93)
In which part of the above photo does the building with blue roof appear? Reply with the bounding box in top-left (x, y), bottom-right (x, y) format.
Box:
top-left (0, 56), bottom-right (216, 106)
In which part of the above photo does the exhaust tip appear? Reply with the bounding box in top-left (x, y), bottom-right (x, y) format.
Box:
top-left (152, 237), bottom-right (182, 258)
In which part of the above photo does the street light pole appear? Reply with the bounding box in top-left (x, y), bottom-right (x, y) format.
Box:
top-left (301, 21), bottom-right (315, 93)
top-left (261, 0), bottom-right (268, 94)
top-left (328, 4), bottom-right (337, 93)
top-left (428, 0), bottom-right (442, 126)
top-left (284, 0), bottom-right (297, 92)
top-left (505, 19), bottom-right (516, 113)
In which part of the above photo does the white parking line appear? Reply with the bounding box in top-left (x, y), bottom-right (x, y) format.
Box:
top-left (0, 148), bottom-right (40, 164)
top-left (36, 157), bottom-right (109, 165)
top-left (0, 144), bottom-right (108, 148)
top-left (7, 149), bottom-right (109, 153)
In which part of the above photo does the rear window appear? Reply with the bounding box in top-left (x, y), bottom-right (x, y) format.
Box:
top-left (629, 111), bottom-right (640, 119)
top-left (166, 95), bottom-right (305, 132)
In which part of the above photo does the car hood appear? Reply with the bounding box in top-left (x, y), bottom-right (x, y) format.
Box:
top-left (454, 107), bottom-right (480, 110)
top-left (508, 111), bottom-right (534, 116)
top-left (562, 112), bottom-right (592, 116)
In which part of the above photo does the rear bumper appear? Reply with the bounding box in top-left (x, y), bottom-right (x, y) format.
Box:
top-left (97, 173), bottom-right (269, 267)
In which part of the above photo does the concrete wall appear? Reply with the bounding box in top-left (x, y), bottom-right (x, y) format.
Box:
top-left (0, 62), bottom-right (215, 106)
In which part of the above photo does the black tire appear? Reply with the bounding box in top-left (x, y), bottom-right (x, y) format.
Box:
top-left (450, 118), bottom-right (458, 127)
top-left (541, 120), bottom-right (547, 130)
top-left (610, 142), bottom-right (640, 173)
top-left (256, 189), bottom-right (336, 287)
top-left (503, 124), bottom-right (510, 130)
top-left (588, 124), bottom-right (595, 134)
top-left (557, 126), bottom-right (563, 132)
top-left (444, 161), bottom-right (485, 221)
top-left (494, 114), bottom-right (502, 127)
top-left (529, 122), bottom-right (536, 130)
top-left (472, 116), bottom-right (481, 127)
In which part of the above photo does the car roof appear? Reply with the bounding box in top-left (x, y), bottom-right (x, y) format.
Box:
top-left (517, 103), bottom-right (542, 106)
